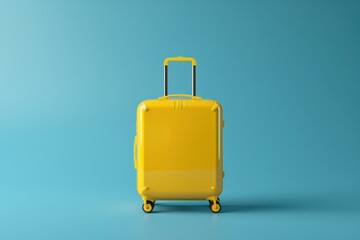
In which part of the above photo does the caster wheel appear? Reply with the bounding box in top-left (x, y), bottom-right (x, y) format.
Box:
top-left (209, 201), bottom-right (221, 213)
top-left (142, 200), bottom-right (155, 213)
top-left (209, 197), bottom-right (220, 204)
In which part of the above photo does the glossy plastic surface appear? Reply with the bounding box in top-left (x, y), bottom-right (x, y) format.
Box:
top-left (135, 94), bottom-right (224, 201)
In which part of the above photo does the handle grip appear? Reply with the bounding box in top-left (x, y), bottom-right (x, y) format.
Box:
top-left (164, 57), bottom-right (196, 66)
top-left (164, 56), bottom-right (196, 96)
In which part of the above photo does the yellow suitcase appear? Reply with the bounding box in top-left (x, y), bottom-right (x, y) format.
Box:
top-left (134, 57), bottom-right (224, 213)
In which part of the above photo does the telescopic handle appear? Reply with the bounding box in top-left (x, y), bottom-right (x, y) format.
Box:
top-left (163, 56), bottom-right (196, 96)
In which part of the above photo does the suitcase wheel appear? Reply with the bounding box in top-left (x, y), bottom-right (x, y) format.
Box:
top-left (209, 199), bottom-right (221, 213)
top-left (208, 197), bottom-right (220, 205)
top-left (142, 200), bottom-right (155, 213)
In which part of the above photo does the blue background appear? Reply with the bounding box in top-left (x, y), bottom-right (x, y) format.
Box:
top-left (1, 0), bottom-right (360, 239)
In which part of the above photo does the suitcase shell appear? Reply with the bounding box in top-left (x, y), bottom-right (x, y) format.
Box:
top-left (134, 57), bottom-right (224, 212)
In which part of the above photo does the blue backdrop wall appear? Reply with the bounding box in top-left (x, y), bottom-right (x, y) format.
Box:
top-left (1, 0), bottom-right (359, 239)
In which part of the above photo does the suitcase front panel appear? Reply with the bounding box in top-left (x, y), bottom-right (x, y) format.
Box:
top-left (136, 98), bottom-right (223, 200)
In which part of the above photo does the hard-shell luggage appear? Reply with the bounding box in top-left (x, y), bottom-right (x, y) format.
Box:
top-left (134, 57), bottom-right (224, 213)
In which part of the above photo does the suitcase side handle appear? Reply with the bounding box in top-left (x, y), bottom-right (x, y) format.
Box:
top-left (134, 136), bottom-right (138, 170)
top-left (163, 56), bottom-right (196, 96)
